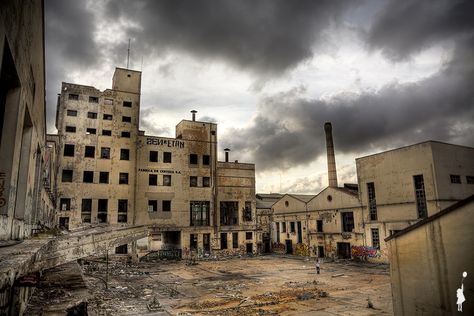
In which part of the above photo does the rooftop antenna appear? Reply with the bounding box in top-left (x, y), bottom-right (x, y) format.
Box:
top-left (126, 38), bottom-right (131, 69)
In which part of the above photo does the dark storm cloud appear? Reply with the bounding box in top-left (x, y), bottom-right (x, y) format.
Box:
top-left (105, 0), bottom-right (359, 75)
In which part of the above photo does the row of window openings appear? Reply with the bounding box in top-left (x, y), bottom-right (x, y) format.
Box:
top-left (187, 201), bottom-right (253, 226)
top-left (65, 127), bottom-right (131, 137)
top-left (62, 170), bottom-right (133, 185)
top-left (450, 174), bottom-right (474, 184)
top-left (61, 198), bottom-right (128, 223)
top-left (64, 145), bottom-right (132, 159)
top-left (66, 110), bottom-right (132, 123)
top-left (277, 214), bottom-right (354, 234)
top-left (220, 232), bottom-right (253, 250)
top-left (68, 94), bottom-right (132, 108)
top-left (149, 151), bottom-right (208, 166)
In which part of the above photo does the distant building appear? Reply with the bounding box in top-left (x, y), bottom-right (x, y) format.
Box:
top-left (356, 141), bottom-right (474, 261)
top-left (256, 193), bottom-right (283, 253)
top-left (53, 68), bottom-right (257, 257)
top-left (0, 0), bottom-right (55, 241)
top-left (385, 195), bottom-right (474, 315)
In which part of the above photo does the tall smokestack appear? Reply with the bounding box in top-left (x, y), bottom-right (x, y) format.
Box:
top-left (324, 122), bottom-right (338, 187)
top-left (224, 148), bottom-right (230, 162)
top-left (191, 110), bottom-right (197, 121)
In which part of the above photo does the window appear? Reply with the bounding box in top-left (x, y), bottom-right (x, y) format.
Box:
top-left (121, 131), bottom-right (130, 138)
top-left (81, 199), bottom-right (92, 223)
top-left (60, 198), bottom-right (71, 211)
top-left (190, 176), bottom-right (198, 187)
top-left (467, 176), bottom-right (474, 184)
top-left (101, 147), bottom-right (110, 159)
top-left (163, 152), bottom-right (172, 163)
top-left (190, 234), bottom-right (198, 251)
top-left (89, 96), bottom-right (98, 103)
top-left (220, 201), bottom-right (238, 225)
top-left (203, 177), bottom-right (210, 187)
top-left (104, 98), bottom-right (113, 105)
top-left (99, 172), bottom-right (109, 184)
top-left (189, 154), bottom-right (198, 165)
top-left (316, 220), bottom-right (323, 232)
top-left (122, 116), bottom-right (131, 122)
top-left (67, 109), bottom-right (77, 116)
top-left (190, 201), bottom-right (210, 226)
top-left (84, 146), bottom-right (95, 158)
top-left (120, 148), bottom-right (130, 160)
top-left (203, 155), bottom-right (210, 165)
top-left (83, 171), bottom-right (94, 183)
top-left (98, 199), bottom-right (108, 223)
top-left (64, 144), bottom-right (75, 157)
top-left (86, 128), bottom-right (96, 134)
top-left (282, 222), bottom-right (287, 233)
top-left (243, 201), bottom-right (252, 221)
top-left (163, 175), bottom-right (171, 186)
top-left (290, 222), bottom-right (295, 233)
top-left (367, 182), bottom-right (377, 221)
top-left (103, 114), bottom-right (112, 120)
top-left (221, 233), bottom-right (228, 250)
top-left (450, 174), bottom-right (461, 184)
top-left (371, 228), bottom-right (380, 249)
top-left (246, 232), bottom-right (253, 240)
top-left (119, 173), bottom-right (129, 184)
top-left (65, 126), bottom-right (76, 133)
top-left (414, 175), bottom-right (427, 218)
top-left (102, 130), bottom-right (112, 136)
top-left (115, 245), bottom-right (128, 254)
top-left (123, 101), bottom-right (132, 107)
top-left (149, 151), bottom-right (158, 162)
top-left (149, 174), bottom-right (157, 186)
top-left (68, 93), bottom-right (79, 100)
top-left (148, 200), bottom-right (158, 212)
top-left (232, 232), bottom-right (239, 248)
top-left (87, 112), bottom-right (97, 119)
top-left (118, 199), bottom-right (128, 223)
top-left (62, 169), bottom-right (73, 182)
top-left (162, 200), bottom-right (171, 212)
top-left (342, 212), bottom-right (354, 232)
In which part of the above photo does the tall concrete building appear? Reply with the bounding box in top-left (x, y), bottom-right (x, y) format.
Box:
top-left (54, 68), bottom-right (257, 257)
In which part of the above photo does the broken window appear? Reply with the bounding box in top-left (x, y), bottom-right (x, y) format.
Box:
top-left (103, 114), bottom-right (112, 120)
top-left (60, 198), bottom-right (71, 211)
top-left (86, 128), bottom-right (96, 134)
top-left (371, 228), bottom-right (380, 249)
top-left (87, 112), bottom-right (97, 119)
top-left (367, 182), bottom-right (377, 221)
top-left (232, 232), bottom-right (239, 249)
top-left (104, 98), bottom-right (113, 105)
top-left (203, 177), bottom-right (210, 187)
top-left (467, 176), bottom-right (474, 184)
top-left (83, 171), bottom-right (94, 183)
top-left (148, 200), bottom-right (158, 212)
top-left (120, 148), bottom-right (130, 160)
top-left (62, 169), bottom-right (73, 182)
top-left (121, 131), bottom-right (130, 138)
top-left (162, 200), bottom-right (171, 212)
top-left (189, 154), bottom-right (198, 165)
top-left (102, 129), bottom-right (112, 136)
top-left (64, 144), bottom-right (75, 157)
top-left (98, 199), bottom-right (108, 223)
top-left (122, 116), bottom-right (131, 122)
top-left (282, 222), bottom-right (287, 233)
top-left (190, 176), bottom-right (197, 187)
top-left (99, 172), bottom-right (109, 184)
top-left (220, 233), bottom-right (228, 250)
top-left (68, 93), bottom-right (79, 100)
top-left (115, 244), bottom-right (128, 254)
top-left (290, 222), bottom-right (295, 233)
top-left (220, 201), bottom-right (239, 225)
top-left (118, 199), bottom-right (128, 223)
top-left (123, 101), bottom-right (132, 107)
top-left (190, 201), bottom-right (210, 226)
top-left (149, 151), bottom-right (158, 162)
top-left (100, 147), bottom-right (110, 159)
top-left (246, 232), bottom-right (253, 240)
top-left (81, 199), bottom-right (92, 223)
top-left (341, 212), bottom-right (354, 232)
top-left (67, 109), bottom-right (77, 116)
top-left (450, 174), bottom-right (461, 184)
top-left (89, 96), bottom-right (98, 103)
top-left (316, 220), bottom-right (323, 232)
top-left (203, 154), bottom-right (210, 165)
top-left (190, 234), bottom-right (198, 251)
top-left (149, 174), bottom-right (157, 186)
top-left (163, 175), bottom-right (171, 186)
top-left (119, 172), bottom-right (129, 184)
top-left (84, 146), bottom-right (95, 158)
top-left (243, 201), bottom-right (252, 221)
top-left (414, 174), bottom-right (427, 218)
top-left (65, 126), bottom-right (76, 133)
top-left (163, 152), bottom-right (172, 163)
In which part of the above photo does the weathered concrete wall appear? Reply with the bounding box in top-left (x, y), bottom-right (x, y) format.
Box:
top-left (387, 199), bottom-right (474, 316)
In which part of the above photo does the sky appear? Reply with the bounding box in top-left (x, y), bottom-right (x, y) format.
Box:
top-left (44, 0), bottom-right (474, 194)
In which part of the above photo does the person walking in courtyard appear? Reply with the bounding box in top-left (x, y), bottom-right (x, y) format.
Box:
top-left (316, 259), bottom-right (321, 274)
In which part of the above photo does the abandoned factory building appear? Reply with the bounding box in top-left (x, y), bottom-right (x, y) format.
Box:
top-left (53, 67), bottom-right (258, 257)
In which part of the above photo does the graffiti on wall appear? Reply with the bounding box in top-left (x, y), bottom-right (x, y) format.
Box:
top-left (295, 243), bottom-right (310, 256)
top-left (0, 172), bottom-right (6, 207)
top-left (272, 242), bottom-right (286, 254)
top-left (351, 246), bottom-right (381, 258)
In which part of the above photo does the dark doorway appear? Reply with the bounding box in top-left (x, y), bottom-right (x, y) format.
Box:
top-left (203, 233), bottom-right (210, 254)
top-left (285, 239), bottom-right (293, 254)
top-left (263, 234), bottom-right (271, 253)
top-left (318, 246), bottom-right (325, 258)
top-left (162, 231), bottom-right (181, 250)
top-left (337, 242), bottom-right (351, 259)
top-left (297, 221), bottom-right (302, 243)
top-left (59, 217), bottom-right (69, 230)
top-left (246, 243), bottom-right (253, 254)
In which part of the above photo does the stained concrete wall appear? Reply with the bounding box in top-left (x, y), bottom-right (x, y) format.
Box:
top-left (386, 198), bottom-right (474, 316)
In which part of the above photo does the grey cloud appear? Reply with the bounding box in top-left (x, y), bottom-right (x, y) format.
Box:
top-left (139, 108), bottom-right (171, 136)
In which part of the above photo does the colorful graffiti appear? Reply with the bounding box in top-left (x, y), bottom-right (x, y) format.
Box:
top-left (272, 242), bottom-right (286, 254)
top-left (351, 246), bottom-right (380, 258)
top-left (295, 243), bottom-right (310, 257)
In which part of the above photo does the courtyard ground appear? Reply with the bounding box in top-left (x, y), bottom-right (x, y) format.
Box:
top-left (28, 255), bottom-right (393, 315)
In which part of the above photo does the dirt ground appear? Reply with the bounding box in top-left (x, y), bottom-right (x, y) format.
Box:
top-left (80, 255), bottom-right (393, 316)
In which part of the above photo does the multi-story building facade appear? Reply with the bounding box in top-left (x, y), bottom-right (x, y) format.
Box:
top-left (53, 67), bottom-right (257, 257)
top-left (356, 141), bottom-right (474, 261)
